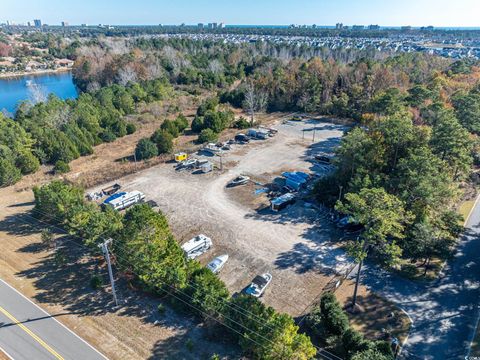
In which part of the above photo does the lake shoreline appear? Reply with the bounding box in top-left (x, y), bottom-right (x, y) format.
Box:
top-left (0, 67), bottom-right (72, 79)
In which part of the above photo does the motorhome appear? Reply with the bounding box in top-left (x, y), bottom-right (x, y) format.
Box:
top-left (103, 191), bottom-right (145, 211)
top-left (181, 234), bottom-right (213, 259)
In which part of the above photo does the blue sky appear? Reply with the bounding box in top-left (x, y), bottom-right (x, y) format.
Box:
top-left (1, 0), bottom-right (479, 27)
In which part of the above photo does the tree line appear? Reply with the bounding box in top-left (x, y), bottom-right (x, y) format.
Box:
top-left (32, 181), bottom-right (319, 359)
top-left (0, 78), bottom-right (173, 187)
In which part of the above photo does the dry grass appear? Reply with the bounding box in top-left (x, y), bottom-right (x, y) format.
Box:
top-left (335, 280), bottom-right (411, 343)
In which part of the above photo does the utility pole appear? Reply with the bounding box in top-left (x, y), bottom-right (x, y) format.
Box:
top-left (338, 185), bottom-right (343, 201)
top-left (312, 127), bottom-right (316, 142)
top-left (133, 152), bottom-right (138, 172)
top-left (98, 239), bottom-right (118, 306)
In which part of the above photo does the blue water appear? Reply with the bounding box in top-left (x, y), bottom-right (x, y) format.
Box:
top-left (0, 72), bottom-right (78, 115)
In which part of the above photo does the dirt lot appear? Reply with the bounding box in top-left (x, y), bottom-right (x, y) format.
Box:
top-left (91, 118), bottom-right (350, 316)
top-left (0, 113), bottom-right (409, 359)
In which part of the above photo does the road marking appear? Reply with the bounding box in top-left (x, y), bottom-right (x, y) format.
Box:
top-left (0, 344), bottom-right (15, 360)
top-left (0, 306), bottom-right (64, 360)
top-left (0, 279), bottom-right (108, 359)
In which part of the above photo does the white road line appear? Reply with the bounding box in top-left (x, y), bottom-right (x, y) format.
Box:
top-left (0, 344), bottom-right (15, 360)
top-left (0, 279), bottom-right (109, 360)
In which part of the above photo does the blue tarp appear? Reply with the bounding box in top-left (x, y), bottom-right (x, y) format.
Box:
top-left (282, 171), bottom-right (309, 184)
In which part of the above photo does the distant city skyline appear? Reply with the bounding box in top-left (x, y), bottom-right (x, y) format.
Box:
top-left (1, 0), bottom-right (479, 27)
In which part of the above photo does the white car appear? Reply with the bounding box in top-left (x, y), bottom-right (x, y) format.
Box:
top-left (207, 254), bottom-right (229, 274)
top-left (245, 273), bottom-right (272, 297)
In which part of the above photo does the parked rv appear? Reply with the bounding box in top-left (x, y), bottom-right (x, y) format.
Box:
top-left (181, 234), bottom-right (213, 259)
top-left (227, 175), bottom-right (250, 187)
top-left (271, 192), bottom-right (296, 211)
top-left (103, 191), bottom-right (145, 211)
top-left (245, 273), bottom-right (272, 297)
top-left (207, 254), bottom-right (229, 274)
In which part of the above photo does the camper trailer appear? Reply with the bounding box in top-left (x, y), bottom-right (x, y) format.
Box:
top-left (103, 191), bottom-right (145, 211)
top-left (270, 193), bottom-right (296, 211)
top-left (181, 234), bottom-right (213, 259)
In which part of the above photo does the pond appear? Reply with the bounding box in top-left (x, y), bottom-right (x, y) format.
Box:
top-left (0, 71), bottom-right (78, 115)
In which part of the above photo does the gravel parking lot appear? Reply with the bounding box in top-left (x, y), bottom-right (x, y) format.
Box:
top-left (93, 118), bottom-right (351, 316)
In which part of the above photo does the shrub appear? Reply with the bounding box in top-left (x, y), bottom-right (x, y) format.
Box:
top-left (100, 129), bottom-right (117, 143)
top-left (234, 116), bottom-right (250, 129)
top-left (151, 130), bottom-right (174, 154)
top-left (0, 158), bottom-right (22, 186)
top-left (126, 122), bottom-right (137, 134)
top-left (198, 129), bottom-right (218, 144)
top-left (90, 275), bottom-right (103, 289)
top-left (135, 138), bottom-right (158, 160)
top-left (191, 115), bottom-right (205, 133)
top-left (16, 150), bottom-right (40, 175)
top-left (157, 303), bottom-right (166, 315)
top-left (161, 119), bottom-right (179, 138)
top-left (54, 160), bottom-right (70, 174)
top-left (174, 114), bottom-right (189, 133)
top-left (319, 293), bottom-right (350, 336)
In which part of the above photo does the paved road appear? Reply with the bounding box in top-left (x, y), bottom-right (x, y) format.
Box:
top-left (362, 197), bottom-right (480, 360)
top-left (0, 279), bottom-right (107, 360)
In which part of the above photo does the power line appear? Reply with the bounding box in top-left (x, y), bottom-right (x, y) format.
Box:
top-left (8, 206), bottom-right (343, 359)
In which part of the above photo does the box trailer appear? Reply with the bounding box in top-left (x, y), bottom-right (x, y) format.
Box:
top-left (104, 190), bottom-right (145, 211)
top-left (181, 234), bottom-right (213, 259)
top-left (174, 152), bottom-right (187, 162)
top-left (271, 193), bottom-right (296, 211)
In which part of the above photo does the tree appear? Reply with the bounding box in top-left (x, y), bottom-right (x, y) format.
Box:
top-left (198, 128), bottom-right (218, 144)
top-left (351, 349), bottom-right (391, 360)
top-left (151, 130), bottom-right (174, 154)
top-left (243, 81), bottom-right (268, 126)
top-left (135, 138), bottom-right (158, 160)
top-left (41, 229), bottom-right (56, 250)
top-left (336, 188), bottom-right (408, 307)
top-left (191, 116), bottom-right (205, 133)
top-left (160, 119), bottom-right (180, 138)
top-left (54, 160), bottom-right (70, 174)
top-left (0, 158), bottom-right (22, 186)
top-left (174, 114), bottom-right (189, 133)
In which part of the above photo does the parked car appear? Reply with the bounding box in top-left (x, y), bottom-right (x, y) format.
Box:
top-left (291, 115), bottom-right (304, 121)
top-left (227, 175), bottom-right (250, 187)
top-left (207, 254), bottom-right (229, 274)
top-left (235, 134), bottom-right (250, 143)
top-left (245, 273), bottom-right (272, 297)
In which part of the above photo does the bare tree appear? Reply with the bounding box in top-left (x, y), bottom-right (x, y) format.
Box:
top-left (118, 65), bottom-right (137, 86)
top-left (243, 82), bottom-right (268, 126)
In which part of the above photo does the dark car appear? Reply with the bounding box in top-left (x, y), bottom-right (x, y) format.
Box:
top-left (235, 134), bottom-right (250, 143)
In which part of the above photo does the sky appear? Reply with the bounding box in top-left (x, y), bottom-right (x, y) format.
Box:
top-left (1, 0), bottom-right (479, 27)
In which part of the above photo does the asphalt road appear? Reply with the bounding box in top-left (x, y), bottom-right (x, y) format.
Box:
top-left (362, 196), bottom-right (480, 360)
top-left (0, 279), bottom-right (107, 360)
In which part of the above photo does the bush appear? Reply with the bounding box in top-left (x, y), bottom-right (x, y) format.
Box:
top-left (54, 160), bottom-right (70, 174)
top-left (198, 129), bottom-right (218, 144)
top-left (160, 119), bottom-right (180, 138)
top-left (135, 138), bottom-right (158, 160)
top-left (234, 116), bottom-right (250, 129)
top-left (191, 115), bottom-right (205, 133)
top-left (174, 114), bottom-right (189, 133)
top-left (126, 122), bottom-right (137, 135)
top-left (342, 328), bottom-right (370, 358)
top-left (319, 293), bottom-right (350, 336)
top-left (151, 130), bottom-right (174, 154)
top-left (0, 158), bottom-right (22, 186)
top-left (16, 150), bottom-right (40, 175)
top-left (100, 129), bottom-right (117, 143)
top-left (90, 275), bottom-right (103, 289)
top-left (157, 303), bottom-right (166, 315)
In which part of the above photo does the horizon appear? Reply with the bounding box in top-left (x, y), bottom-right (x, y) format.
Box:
top-left (1, 0), bottom-right (479, 28)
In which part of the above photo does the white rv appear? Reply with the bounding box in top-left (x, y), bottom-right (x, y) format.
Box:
top-left (104, 190), bottom-right (145, 211)
top-left (181, 234), bottom-right (213, 259)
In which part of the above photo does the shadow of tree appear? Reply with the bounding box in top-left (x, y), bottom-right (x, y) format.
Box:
top-left (0, 211), bottom-right (242, 359)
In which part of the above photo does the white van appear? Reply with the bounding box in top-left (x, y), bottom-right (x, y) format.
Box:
top-left (181, 234), bottom-right (213, 259)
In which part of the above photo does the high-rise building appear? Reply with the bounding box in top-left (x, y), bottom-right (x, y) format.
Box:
top-left (61, 21), bottom-right (69, 27)
top-left (198, 23), bottom-right (204, 29)
top-left (368, 24), bottom-right (380, 30)
top-left (34, 19), bottom-right (42, 27)
top-left (335, 23), bottom-right (344, 30)
top-left (352, 25), bottom-right (365, 30)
